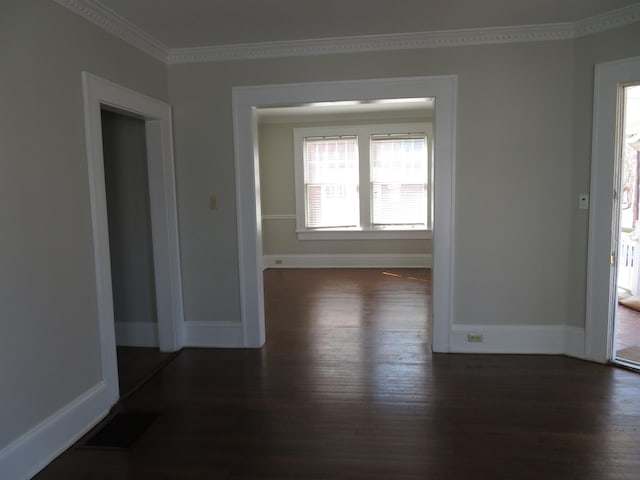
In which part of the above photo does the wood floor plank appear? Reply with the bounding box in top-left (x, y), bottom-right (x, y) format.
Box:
top-left (35, 268), bottom-right (640, 479)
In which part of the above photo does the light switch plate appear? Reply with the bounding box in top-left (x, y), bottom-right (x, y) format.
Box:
top-left (579, 194), bottom-right (589, 210)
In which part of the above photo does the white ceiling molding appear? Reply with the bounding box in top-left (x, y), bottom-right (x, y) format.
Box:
top-left (574, 2), bottom-right (640, 37)
top-left (167, 23), bottom-right (576, 64)
top-left (53, 0), bottom-right (640, 65)
top-left (51, 0), bottom-right (168, 62)
top-left (167, 3), bottom-right (640, 64)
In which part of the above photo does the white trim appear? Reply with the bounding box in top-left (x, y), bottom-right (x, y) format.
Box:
top-left (263, 254), bottom-right (432, 269)
top-left (82, 72), bottom-right (185, 410)
top-left (262, 215), bottom-right (433, 240)
top-left (293, 123), bottom-right (433, 236)
top-left (51, 0), bottom-right (168, 62)
top-left (0, 382), bottom-right (110, 480)
top-left (564, 326), bottom-right (586, 359)
top-left (262, 214), bottom-right (296, 220)
top-left (575, 3), bottom-right (640, 37)
top-left (232, 75), bottom-right (456, 353)
top-left (114, 322), bottom-right (159, 347)
top-left (296, 229), bottom-right (432, 240)
top-left (52, 1), bottom-right (640, 64)
top-left (183, 321), bottom-right (244, 348)
top-left (586, 56), bottom-right (640, 363)
top-left (168, 24), bottom-right (573, 64)
top-left (169, 4), bottom-right (640, 64)
top-left (450, 324), bottom-right (570, 354)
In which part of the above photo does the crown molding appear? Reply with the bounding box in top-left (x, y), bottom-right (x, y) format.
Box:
top-left (52, 0), bottom-right (640, 65)
top-left (167, 3), bottom-right (640, 64)
top-left (167, 23), bottom-right (576, 64)
top-left (575, 3), bottom-right (640, 37)
top-left (51, 0), bottom-right (168, 62)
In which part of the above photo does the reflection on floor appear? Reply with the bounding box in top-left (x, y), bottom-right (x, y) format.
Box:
top-left (116, 346), bottom-right (176, 398)
top-left (36, 268), bottom-right (640, 479)
top-left (615, 304), bottom-right (640, 365)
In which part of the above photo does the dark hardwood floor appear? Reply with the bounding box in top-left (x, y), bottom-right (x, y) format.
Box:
top-left (116, 346), bottom-right (176, 399)
top-left (36, 268), bottom-right (640, 479)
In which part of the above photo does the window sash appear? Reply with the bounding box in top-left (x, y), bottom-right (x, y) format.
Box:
top-left (303, 137), bottom-right (359, 228)
top-left (370, 135), bottom-right (428, 227)
top-left (294, 124), bottom-right (431, 234)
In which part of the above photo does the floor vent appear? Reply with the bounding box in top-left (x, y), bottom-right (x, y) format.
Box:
top-left (82, 412), bottom-right (159, 449)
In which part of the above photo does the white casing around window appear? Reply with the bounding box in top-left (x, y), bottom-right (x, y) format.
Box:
top-left (293, 122), bottom-right (433, 240)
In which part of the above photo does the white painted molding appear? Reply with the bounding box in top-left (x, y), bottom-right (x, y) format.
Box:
top-left (52, 1), bottom-right (640, 64)
top-left (82, 72), bottom-right (185, 411)
top-left (261, 215), bottom-right (431, 239)
top-left (0, 382), bottom-right (110, 480)
top-left (564, 326), bottom-right (586, 359)
top-left (262, 214), bottom-right (296, 220)
top-left (263, 254), bottom-right (432, 269)
top-left (586, 55), bottom-right (640, 364)
top-left (183, 321), bottom-right (244, 348)
top-left (233, 75), bottom-right (457, 354)
top-left (297, 230), bottom-right (432, 241)
top-left (114, 321), bottom-right (159, 347)
top-left (168, 4), bottom-right (640, 63)
top-left (51, 0), bottom-right (168, 62)
top-left (575, 3), bottom-right (640, 37)
top-left (450, 324), bottom-right (576, 354)
top-left (168, 23), bottom-right (574, 64)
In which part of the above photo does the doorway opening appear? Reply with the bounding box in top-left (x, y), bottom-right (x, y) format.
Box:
top-left (100, 108), bottom-right (175, 397)
top-left (82, 72), bottom-right (184, 406)
top-left (232, 76), bottom-right (456, 352)
top-left (614, 84), bottom-right (640, 368)
top-left (255, 100), bottom-right (435, 346)
top-left (587, 55), bottom-right (640, 364)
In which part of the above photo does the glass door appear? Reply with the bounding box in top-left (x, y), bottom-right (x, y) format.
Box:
top-left (614, 84), bottom-right (640, 368)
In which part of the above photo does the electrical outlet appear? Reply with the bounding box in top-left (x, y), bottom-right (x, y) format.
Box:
top-left (209, 195), bottom-right (218, 210)
top-left (467, 333), bottom-right (483, 343)
top-left (579, 194), bottom-right (589, 210)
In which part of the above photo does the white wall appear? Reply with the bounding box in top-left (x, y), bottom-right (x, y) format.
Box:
top-left (0, 0), bottom-right (167, 470)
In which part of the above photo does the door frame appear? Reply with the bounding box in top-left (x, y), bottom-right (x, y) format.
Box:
top-left (232, 75), bottom-right (457, 352)
top-left (82, 72), bottom-right (184, 404)
top-left (586, 56), bottom-right (640, 363)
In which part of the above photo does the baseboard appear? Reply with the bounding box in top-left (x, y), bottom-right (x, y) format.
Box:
top-left (450, 324), bottom-right (573, 354)
top-left (183, 321), bottom-right (244, 347)
top-left (0, 381), bottom-right (111, 480)
top-left (115, 321), bottom-right (159, 347)
top-left (263, 253), bottom-right (432, 269)
top-left (564, 326), bottom-right (586, 359)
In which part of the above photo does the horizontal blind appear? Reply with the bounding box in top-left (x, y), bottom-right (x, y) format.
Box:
top-left (370, 135), bottom-right (428, 226)
top-left (304, 137), bottom-right (359, 228)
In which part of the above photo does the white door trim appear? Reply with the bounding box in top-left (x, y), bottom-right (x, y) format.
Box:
top-left (82, 72), bottom-right (184, 404)
top-left (232, 76), bottom-right (457, 352)
top-left (586, 56), bottom-right (640, 363)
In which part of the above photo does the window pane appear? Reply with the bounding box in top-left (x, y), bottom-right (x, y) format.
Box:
top-left (304, 137), bottom-right (359, 228)
top-left (370, 136), bottom-right (428, 226)
top-left (306, 184), bottom-right (358, 228)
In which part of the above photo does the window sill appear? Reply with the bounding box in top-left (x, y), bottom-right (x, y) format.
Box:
top-left (296, 229), bottom-right (432, 241)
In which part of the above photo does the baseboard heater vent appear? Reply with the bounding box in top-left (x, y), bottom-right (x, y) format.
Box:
top-left (81, 411), bottom-right (159, 449)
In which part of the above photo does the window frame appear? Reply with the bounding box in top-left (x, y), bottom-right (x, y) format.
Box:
top-left (294, 122), bottom-right (433, 240)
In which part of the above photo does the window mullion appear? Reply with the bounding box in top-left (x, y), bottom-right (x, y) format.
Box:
top-left (358, 132), bottom-right (371, 230)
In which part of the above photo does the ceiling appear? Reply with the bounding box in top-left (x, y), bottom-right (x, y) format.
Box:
top-left (97, 0), bottom-right (640, 49)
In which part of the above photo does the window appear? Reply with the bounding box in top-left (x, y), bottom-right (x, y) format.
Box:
top-left (294, 123), bottom-right (432, 240)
